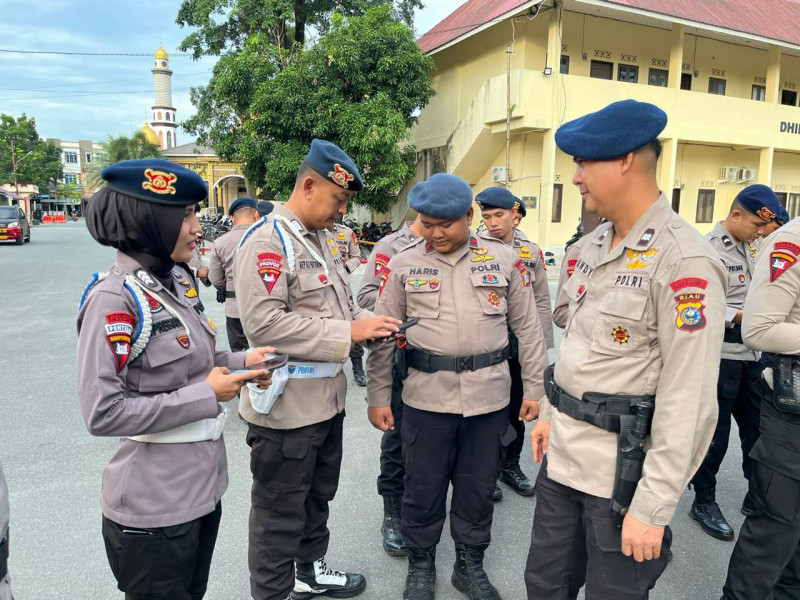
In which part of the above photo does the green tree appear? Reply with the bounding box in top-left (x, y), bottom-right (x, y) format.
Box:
top-left (84, 131), bottom-right (163, 192)
top-left (0, 113), bottom-right (63, 192)
top-left (179, 5), bottom-right (434, 212)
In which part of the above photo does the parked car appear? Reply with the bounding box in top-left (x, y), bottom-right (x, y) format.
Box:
top-left (0, 206), bottom-right (31, 245)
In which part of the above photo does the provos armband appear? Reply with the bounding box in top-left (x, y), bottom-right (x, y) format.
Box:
top-left (770, 241), bottom-right (800, 283)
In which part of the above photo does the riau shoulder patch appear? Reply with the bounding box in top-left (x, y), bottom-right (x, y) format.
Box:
top-left (674, 293), bottom-right (707, 332)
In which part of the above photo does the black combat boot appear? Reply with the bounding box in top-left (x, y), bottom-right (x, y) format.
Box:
top-left (451, 544), bottom-right (502, 600)
top-left (382, 494), bottom-right (409, 556)
top-left (404, 547), bottom-right (436, 600)
top-left (498, 456), bottom-right (535, 497)
top-left (491, 484), bottom-right (502, 502)
top-left (689, 500), bottom-right (734, 541)
top-left (294, 557), bottom-right (366, 597)
top-left (351, 357), bottom-right (367, 387)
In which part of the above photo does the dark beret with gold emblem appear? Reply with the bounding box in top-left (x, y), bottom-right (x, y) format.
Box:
top-left (735, 184), bottom-right (781, 222)
top-left (100, 159), bottom-right (207, 205)
top-left (304, 139), bottom-right (363, 192)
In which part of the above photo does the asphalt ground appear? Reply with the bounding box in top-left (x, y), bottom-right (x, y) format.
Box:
top-left (0, 221), bottom-right (747, 599)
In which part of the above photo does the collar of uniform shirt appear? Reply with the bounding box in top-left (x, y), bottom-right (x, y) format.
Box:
top-left (590, 194), bottom-right (668, 253)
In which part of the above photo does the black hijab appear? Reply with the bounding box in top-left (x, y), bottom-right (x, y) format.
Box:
top-left (86, 187), bottom-right (187, 283)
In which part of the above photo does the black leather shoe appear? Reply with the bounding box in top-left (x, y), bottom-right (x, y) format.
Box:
top-left (491, 484), bottom-right (503, 502)
top-left (499, 461), bottom-right (535, 497)
top-left (351, 357), bottom-right (367, 387)
top-left (294, 557), bottom-right (366, 598)
top-left (741, 492), bottom-right (757, 517)
top-left (689, 501), bottom-right (734, 541)
top-left (451, 544), bottom-right (502, 600)
top-left (404, 547), bottom-right (436, 600)
top-left (382, 494), bottom-right (409, 556)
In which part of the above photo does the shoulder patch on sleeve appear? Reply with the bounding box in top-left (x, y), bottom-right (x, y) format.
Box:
top-left (674, 293), bottom-right (707, 333)
top-left (770, 247), bottom-right (798, 282)
top-left (378, 268), bottom-right (391, 298)
top-left (105, 312), bottom-right (134, 372)
top-left (669, 277), bottom-right (708, 291)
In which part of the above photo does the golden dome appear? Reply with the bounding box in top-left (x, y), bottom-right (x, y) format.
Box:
top-left (140, 120), bottom-right (160, 146)
top-left (154, 46), bottom-right (168, 60)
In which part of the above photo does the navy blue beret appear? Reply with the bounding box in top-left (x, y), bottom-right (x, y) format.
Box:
top-left (777, 206), bottom-right (790, 226)
top-left (229, 197), bottom-right (257, 215)
top-left (555, 100), bottom-right (667, 160)
top-left (101, 159), bottom-right (207, 205)
top-left (305, 139), bottom-right (363, 192)
top-left (475, 187), bottom-right (520, 211)
top-left (516, 202), bottom-right (527, 218)
top-left (408, 173), bottom-right (473, 219)
top-left (735, 184), bottom-right (781, 221)
top-left (256, 201), bottom-right (274, 217)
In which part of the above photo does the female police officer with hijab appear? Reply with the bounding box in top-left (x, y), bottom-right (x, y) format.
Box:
top-left (77, 159), bottom-right (274, 599)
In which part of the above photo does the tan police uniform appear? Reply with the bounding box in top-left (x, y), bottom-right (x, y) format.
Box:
top-left (234, 203), bottom-right (372, 600)
top-left (553, 237), bottom-right (587, 329)
top-left (723, 219), bottom-right (800, 599)
top-left (357, 222), bottom-right (416, 311)
top-left (208, 223), bottom-right (251, 351)
top-left (367, 233), bottom-right (548, 549)
top-left (333, 222), bottom-right (362, 274)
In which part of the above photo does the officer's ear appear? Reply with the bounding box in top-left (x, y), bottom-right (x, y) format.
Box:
top-left (301, 175), bottom-right (316, 200)
top-left (465, 206), bottom-right (474, 227)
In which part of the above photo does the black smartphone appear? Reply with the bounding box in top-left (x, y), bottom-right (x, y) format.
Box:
top-left (396, 318), bottom-right (420, 333)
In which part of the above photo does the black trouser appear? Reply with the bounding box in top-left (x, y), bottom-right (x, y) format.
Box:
top-left (525, 463), bottom-right (671, 600)
top-left (691, 358), bottom-right (763, 503)
top-left (402, 405), bottom-right (514, 549)
top-left (506, 357), bottom-right (525, 463)
top-left (722, 460), bottom-right (800, 600)
top-left (225, 316), bottom-right (248, 352)
top-left (350, 343), bottom-right (364, 360)
top-left (247, 413), bottom-right (344, 600)
top-left (102, 502), bottom-right (222, 600)
top-left (377, 378), bottom-right (405, 497)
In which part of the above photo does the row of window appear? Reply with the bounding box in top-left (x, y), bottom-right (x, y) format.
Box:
top-left (561, 55), bottom-right (800, 105)
top-left (63, 152), bottom-right (96, 165)
top-left (154, 111), bottom-right (172, 122)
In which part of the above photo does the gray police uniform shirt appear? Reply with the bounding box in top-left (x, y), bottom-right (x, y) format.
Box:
top-left (357, 223), bottom-right (417, 311)
top-left (705, 221), bottom-right (759, 361)
top-left (208, 223), bottom-right (251, 319)
top-left (77, 252), bottom-right (245, 528)
top-left (0, 464), bottom-right (9, 600)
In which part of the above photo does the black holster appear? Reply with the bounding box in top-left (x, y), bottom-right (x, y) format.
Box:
top-left (773, 354), bottom-right (800, 414)
top-left (0, 532), bottom-right (8, 580)
top-left (723, 323), bottom-right (744, 344)
top-left (215, 287), bottom-right (226, 304)
top-left (508, 331), bottom-right (519, 360)
top-left (393, 345), bottom-right (409, 382)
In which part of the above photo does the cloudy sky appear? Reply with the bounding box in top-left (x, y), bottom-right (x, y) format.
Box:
top-left (0, 0), bottom-right (465, 143)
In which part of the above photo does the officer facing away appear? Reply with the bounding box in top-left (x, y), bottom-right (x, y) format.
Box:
top-left (525, 100), bottom-right (726, 599)
top-left (208, 197), bottom-right (261, 352)
top-left (367, 173), bottom-right (549, 600)
top-left (688, 185), bottom-right (781, 540)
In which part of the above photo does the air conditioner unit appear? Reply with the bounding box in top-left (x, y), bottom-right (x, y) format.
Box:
top-left (739, 168), bottom-right (757, 182)
top-left (490, 166), bottom-right (508, 183)
top-left (719, 166), bottom-right (739, 182)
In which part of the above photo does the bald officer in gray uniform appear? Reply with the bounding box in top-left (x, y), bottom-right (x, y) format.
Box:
top-left (689, 185), bottom-right (781, 541)
top-left (525, 100), bottom-right (726, 599)
top-left (0, 465), bottom-right (10, 600)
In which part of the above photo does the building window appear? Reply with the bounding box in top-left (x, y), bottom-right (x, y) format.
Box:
top-left (551, 184), bottom-right (563, 223)
top-left (560, 55), bottom-right (570, 74)
top-left (590, 60), bottom-right (613, 80)
top-left (165, 113), bottom-right (171, 122)
top-left (64, 174), bottom-right (78, 185)
top-left (618, 64), bottom-right (639, 83)
top-left (787, 193), bottom-right (800, 219)
top-left (696, 189), bottom-right (715, 223)
top-left (167, 131), bottom-right (172, 148)
top-left (782, 89), bottom-right (797, 106)
top-left (708, 77), bottom-right (726, 95)
top-left (680, 73), bottom-right (692, 90)
top-left (752, 85), bottom-right (766, 101)
top-left (157, 111), bottom-right (162, 120)
top-left (648, 68), bottom-right (668, 87)
top-left (64, 151), bottom-right (78, 164)
top-left (85, 153), bottom-right (92, 163)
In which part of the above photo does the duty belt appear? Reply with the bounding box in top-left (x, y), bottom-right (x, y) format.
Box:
top-left (508, 331), bottom-right (519, 360)
top-left (406, 345), bottom-right (510, 374)
top-left (0, 533), bottom-right (7, 580)
top-left (225, 291), bottom-right (236, 299)
top-left (543, 364), bottom-right (655, 526)
top-left (723, 323), bottom-right (743, 344)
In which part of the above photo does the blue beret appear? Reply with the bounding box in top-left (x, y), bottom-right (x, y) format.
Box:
top-left (555, 100), bottom-right (667, 160)
top-left (305, 139), bottom-right (363, 192)
top-left (408, 173), bottom-right (473, 219)
top-left (777, 206), bottom-right (790, 226)
top-left (256, 201), bottom-right (274, 217)
top-left (229, 197), bottom-right (257, 215)
top-left (735, 184), bottom-right (781, 221)
top-left (101, 159), bottom-right (207, 205)
top-left (475, 187), bottom-right (520, 211)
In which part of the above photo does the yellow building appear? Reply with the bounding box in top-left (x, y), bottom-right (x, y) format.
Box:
top-left (413, 0), bottom-right (800, 248)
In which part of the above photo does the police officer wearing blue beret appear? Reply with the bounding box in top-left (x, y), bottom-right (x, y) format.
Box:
top-left (688, 184), bottom-right (782, 540)
top-left (77, 159), bottom-right (275, 599)
top-left (366, 173), bottom-right (549, 600)
top-left (208, 197), bottom-right (261, 352)
top-left (526, 100), bottom-right (727, 598)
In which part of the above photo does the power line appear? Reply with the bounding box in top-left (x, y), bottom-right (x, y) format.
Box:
top-left (0, 48), bottom-right (193, 57)
top-left (0, 87), bottom-right (195, 102)
top-left (0, 70), bottom-right (212, 93)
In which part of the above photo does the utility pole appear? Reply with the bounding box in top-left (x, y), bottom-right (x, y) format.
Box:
top-left (10, 140), bottom-right (34, 196)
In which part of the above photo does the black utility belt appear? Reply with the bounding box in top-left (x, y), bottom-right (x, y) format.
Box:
top-left (406, 345), bottom-right (510, 374)
top-left (225, 291), bottom-right (236, 299)
top-left (508, 331), bottom-right (519, 360)
top-left (773, 354), bottom-right (800, 414)
top-left (724, 323), bottom-right (743, 344)
top-left (542, 364), bottom-right (654, 433)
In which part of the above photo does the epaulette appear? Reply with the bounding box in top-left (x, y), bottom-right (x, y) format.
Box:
top-left (237, 215), bottom-right (269, 251)
top-left (394, 235), bottom-right (427, 257)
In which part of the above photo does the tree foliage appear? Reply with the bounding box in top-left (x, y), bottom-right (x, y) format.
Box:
top-left (0, 113), bottom-right (63, 192)
top-left (84, 131), bottom-right (163, 192)
top-left (179, 4), bottom-right (434, 212)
